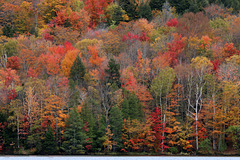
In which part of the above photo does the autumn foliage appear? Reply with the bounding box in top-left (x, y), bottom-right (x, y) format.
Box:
top-left (0, 0), bottom-right (240, 156)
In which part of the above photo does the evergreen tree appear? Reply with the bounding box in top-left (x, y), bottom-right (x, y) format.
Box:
top-left (121, 90), bottom-right (143, 120)
top-left (138, 3), bottom-right (152, 20)
top-left (42, 126), bottom-right (58, 155)
top-left (222, 0), bottom-right (240, 13)
top-left (68, 79), bottom-right (80, 108)
top-left (69, 55), bottom-right (86, 85)
top-left (105, 58), bottom-right (121, 88)
top-left (2, 25), bottom-right (15, 38)
top-left (27, 124), bottom-right (43, 154)
top-left (119, 0), bottom-right (138, 20)
top-left (95, 115), bottom-right (107, 152)
top-left (188, 0), bottom-right (209, 13)
top-left (61, 107), bottom-right (88, 154)
top-left (109, 106), bottom-right (123, 151)
top-left (0, 111), bottom-right (17, 153)
top-left (169, 0), bottom-right (190, 14)
top-left (80, 104), bottom-right (98, 152)
top-left (170, 0), bottom-right (209, 14)
top-left (149, 0), bottom-right (165, 11)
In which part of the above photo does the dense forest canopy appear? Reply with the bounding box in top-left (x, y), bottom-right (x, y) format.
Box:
top-left (0, 0), bottom-right (240, 155)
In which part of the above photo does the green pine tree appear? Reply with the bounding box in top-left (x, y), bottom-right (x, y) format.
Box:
top-left (109, 106), bottom-right (123, 151)
top-left (42, 126), bottom-right (58, 155)
top-left (138, 3), bottom-right (152, 20)
top-left (61, 107), bottom-right (88, 154)
top-left (169, 0), bottom-right (190, 14)
top-left (121, 90), bottom-right (143, 121)
top-left (105, 58), bottom-right (121, 88)
top-left (69, 55), bottom-right (86, 85)
top-left (80, 104), bottom-right (98, 152)
top-left (149, 0), bottom-right (165, 11)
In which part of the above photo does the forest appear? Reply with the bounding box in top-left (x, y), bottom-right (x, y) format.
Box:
top-left (0, 0), bottom-right (240, 155)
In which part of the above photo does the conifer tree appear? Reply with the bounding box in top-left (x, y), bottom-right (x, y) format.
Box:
top-left (149, 0), bottom-right (165, 11)
top-left (138, 3), bottom-right (152, 20)
top-left (105, 58), bottom-right (121, 88)
top-left (42, 126), bottom-right (58, 155)
top-left (121, 90), bottom-right (143, 120)
top-left (69, 55), bottom-right (86, 85)
top-left (61, 107), bottom-right (89, 154)
top-left (119, 0), bottom-right (138, 20)
top-left (109, 106), bottom-right (123, 151)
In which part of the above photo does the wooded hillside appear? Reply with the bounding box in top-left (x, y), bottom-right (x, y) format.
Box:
top-left (0, 0), bottom-right (240, 155)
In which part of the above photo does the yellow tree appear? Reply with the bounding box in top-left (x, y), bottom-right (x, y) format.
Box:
top-left (135, 50), bottom-right (151, 85)
top-left (165, 84), bottom-right (183, 149)
top-left (61, 49), bottom-right (80, 77)
top-left (43, 94), bottom-right (67, 140)
top-left (188, 56), bottom-right (213, 151)
top-left (24, 86), bottom-right (39, 133)
top-left (102, 125), bottom-right (116, 152)
top-left (122, 118), bottom-right (146, 152)
top-left (40, 0), bottom-right (66, 23)
top-left (13, 1), bottom-right (34, 34)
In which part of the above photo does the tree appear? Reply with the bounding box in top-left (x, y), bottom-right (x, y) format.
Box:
top-left (6, 56), bottom-right (20, 70)
top-left (222, 0), bottom-right (240, 13)
top-left (40, 0), bottom-right (66, 23)
top-left (98, 31), bottom-right (121, 56)
top-left (0, 68), bottom-right (20, 105)
top-left (13, 1), bottom-right (34, 34)
top-left (7, 99), bottom-right (23, 149)
top-left (138, 3), bottom-right (152, 20)
top-left (61, 50), bottom-right (79, 77)
top-left (119, 0), bottom-right (138, 21)
top-left (19, 49), bottom-right (37, 75)
top-left (230, 17), bottom-right (240, 47)
top-left (226, 125), bottom-right (240, 151)
top-left (84, 0), bottom-right (112, 28)
top-left (209, 17), bottom-right (230, 43)
top-left (150, 107), bottom-right (169, 153)
top-left (177, 12), bottom-right (211, 38)
top-left (0, 110), bottom-right (18, 153)
top-left (223, 43), bottom-right (237, 59)
top-left (149, 0), bottom-right (165, 11)
top-left (165, 84), bottom-right (183, 150)
top-left (166, 33), bottom-right (186, 66)
top-left (105, 58), bottom-right (121, 88)
top-left (198, 138), bottom-right (212, 154)
top-left (101, 125), bottom-right (116, 152)
top-left (54, 8), bottom-right (90, 34)
top-left (121, 90), bottom-right (143, 121)
top-left (121, 118), bottom-right (148, 152)
top-left (187, 56), bottom-right (213, 151)
top-left (61, 107), bottom-right (89, 154)
top-left (109, 106), bottom-right (123, 151)
top-left (188, 0), bottom-right (209, 13)
top-left (43, 52), bottom-right (62, 76)
top-left (3, 39), bottom-right (18, 57)
top-left (43, 94), bottom-right (67, 143)
top-left (168, 0), bottom-right (189, 14)
top-left (42, 126), bottom-right (58, 154)
top-left (151, 67), bottom-right (175, 111)
top-left (105, 3), bottom-right (127, 25)
top-left (69, 55), bottom-right (86, 85)
top-left (80, 104), bottom-right (96, 151)
top-left (88, 46), bottom-right (103, 68)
